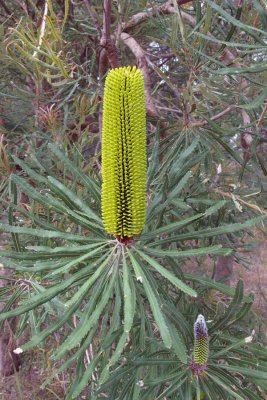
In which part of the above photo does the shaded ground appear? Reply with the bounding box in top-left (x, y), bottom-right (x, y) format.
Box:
top-left (0, 368), bottom-right (66, 400)
top-left (232, 236), bottom-right (267, 341)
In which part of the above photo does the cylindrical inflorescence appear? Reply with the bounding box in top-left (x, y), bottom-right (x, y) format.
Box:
top-left (101, 66), bottom-right (147, 239)
top-left (193, 314), bottom-right (209, 366)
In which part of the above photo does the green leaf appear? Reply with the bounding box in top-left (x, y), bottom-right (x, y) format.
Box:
top-left (47, 176), bottom-right (102, 223)
top-left (204, 200), bottom-right (227, 217)
top-left (0, 265), bottom-right (91, 321)
top-left (27, 242), bottom-right (105, 254)
top-left (217, 364), bottom-right (267, 380)
top-left (212, 336), bottom-right (255, 359)
top-left (11, 175), bottom-right (102, 234)
top-left (128, 251), bottom-right (172, 349)
top-left (0, 223), bottom-right (90, 242)
top-left (253, 0), bottom-right (267, 30)
top-left (141, 213), bottom-right (203, 240)
top-left (167, 320), bottom-right (187, 364)
top-left (46, 245), bottom-right (109, 276)
top-left (149, 216), bottom-right (265, 247)
top-left (53, 259), bottom-right (118, 359)
top-left (193, 31), bottom-right (266, 49)
top-left (210, 280), bottom-right (245, 333)
top-left (155, 374), bottom-right (187, 400)
top-left (184, 274), bottom-right (253, 303)
top-left (143, 245), bottom-right (231, 258)
top-left (204, 0), bottom-right (267, 36)
top-left (0, 287), bottom-right (25, 330)
top-left (41, 327), bottom-right (98, 389)
top-left (64, 251), bottom-right (115, 309)
top-left (100, 332), bottom-right (129, 384)
top-left (136, 249), bottom-right (197, 297)
top-left (19, 265), bottom-right (104, 352)
top-left (48, 143), bottom-right (101, 203)
top-left (67, 353), bottom-right (102, 400)
top-left (205, 370), bottom-right (244, 400)
top-left (122, 254), bottom-right (136, 333)
top-left (206, 62), bottom-right (267, 75)
top-left (168, 138), bottom-right (200, 183)
top-left (239, 88), bottom-right (267, 110)
top-left (165, 170), bottom-right (192, 203)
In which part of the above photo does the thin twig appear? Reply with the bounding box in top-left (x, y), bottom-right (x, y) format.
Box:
top-left (156, 106), bottom-right (183, 115)
top-left (33, 0), bottom-right (48, 58)
top-left (120, 32), bottom-right (158, 117)
top-left (215, 189), bottom-right (267, 216)
top-left (122, 0), bottom-right (192, 32)
top-left (101, 0), bottom-right (120, 68)
top-left (115, 0), bottom-right (122, 47)
top-left (192, 106), bottom-right (234, 127)
top-left (83, 0), bottom-right (102, 38)
top-left (257, 103), bottom-right (267, 128)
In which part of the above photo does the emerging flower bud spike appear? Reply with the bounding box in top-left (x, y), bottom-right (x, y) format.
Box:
top-left (101, 66), bottom-right (147, 239)
top-left (190, 314), bottom-right (209, 378)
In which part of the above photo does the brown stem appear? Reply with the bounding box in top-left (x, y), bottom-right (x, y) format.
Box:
top-left (122, 0), bottom-right (192, 32)
top-left (121, 32), bottom-right (158, 118)
top-left (192, 106), bottom-right (234, 127)
top-left (100, 0), bottom-right (120, 69)
top-left (0, 0), bottom-right (12, 15)
top-left (240, 109), bottom-right (253, 162)
top-left (257, 103), bottom-right (267, 128)
top-left (123, 0), bottom-right (170, 32)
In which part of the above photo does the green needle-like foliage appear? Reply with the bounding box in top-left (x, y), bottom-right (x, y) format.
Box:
top-left (101, 66), bottom-right (147, 239)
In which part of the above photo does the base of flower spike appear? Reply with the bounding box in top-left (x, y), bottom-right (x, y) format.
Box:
top-left (116, 236), bottom-right (134, 245)
top-left (189, 359), bottom-right (207, 379)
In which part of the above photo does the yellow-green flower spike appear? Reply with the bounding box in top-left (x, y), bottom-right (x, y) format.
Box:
top-left (101, 66), bottom-right (147, 239)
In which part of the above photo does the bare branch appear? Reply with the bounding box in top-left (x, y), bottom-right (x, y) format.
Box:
top-left (122, 0), bottom-right (173, 32)
top-left (240, 109), bottom-right (253, 162)
top-left (192, 106), bottom-right (234, 127)
top-left (215, 189), bottom-right (267, 216)
top-left (121, 32), bottom-right (158, 118)
top-left (100, 0), bottom-right (120, 69)
top-left (33, 0), bottom-right (48, 58)
top-left (122, 0), bottom-right (192, 32)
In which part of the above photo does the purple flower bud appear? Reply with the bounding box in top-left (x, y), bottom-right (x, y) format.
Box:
top-left (189, 314), bottom-right (209, 377)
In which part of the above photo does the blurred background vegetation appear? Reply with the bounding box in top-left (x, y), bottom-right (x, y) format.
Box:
top-left (0, 0), bottom-right (267, 399)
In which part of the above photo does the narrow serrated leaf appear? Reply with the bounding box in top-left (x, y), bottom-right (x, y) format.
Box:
top-left (136, 249), bottom-right (197, 297)
top-left (128, 251), bottom-right (172, 349)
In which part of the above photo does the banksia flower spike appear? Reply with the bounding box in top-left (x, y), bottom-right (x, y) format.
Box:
top-left (101, 66), bottom-right (147, 240)
top-left (190, 314), bottom-right (209, 378)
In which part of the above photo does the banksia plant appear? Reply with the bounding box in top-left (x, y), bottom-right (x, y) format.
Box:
top-left (101, 66), bottom-right (146, 240)
top-left (190, 314), bottom-right (209, 377)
